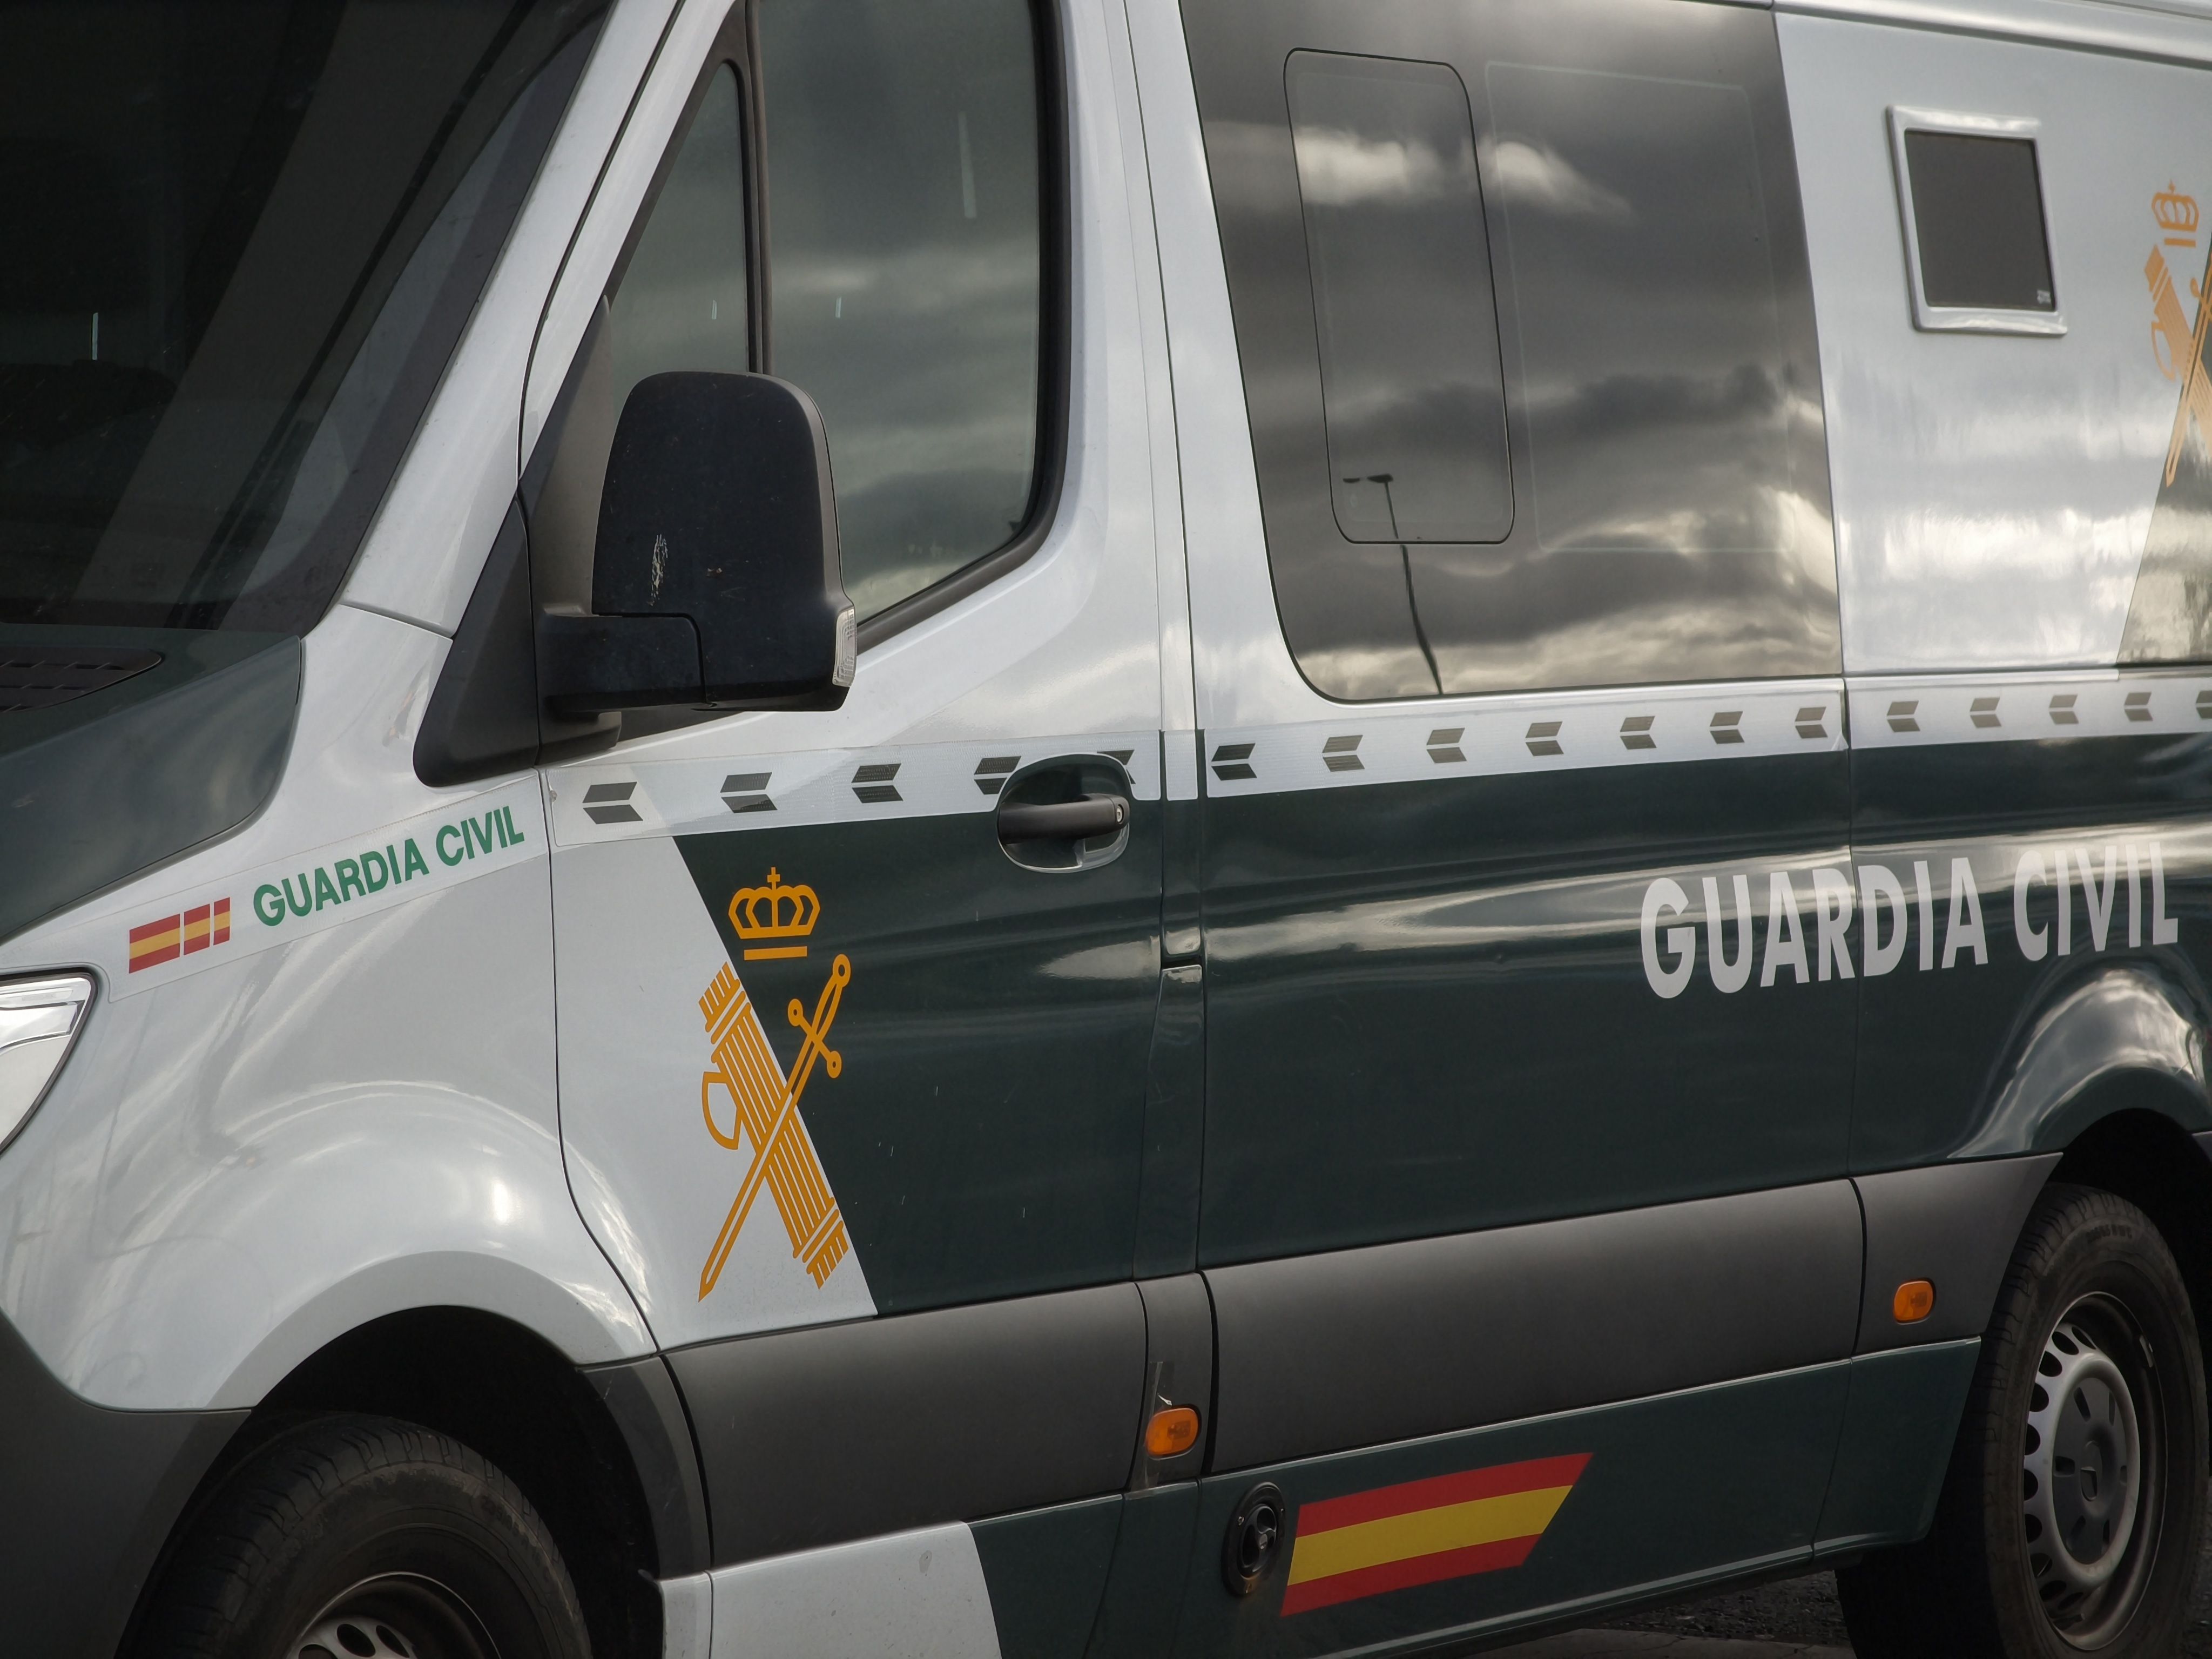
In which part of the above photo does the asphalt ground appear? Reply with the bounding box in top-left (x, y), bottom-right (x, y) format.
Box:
top-left (1495, 1487), bottom-right (2212, 1656)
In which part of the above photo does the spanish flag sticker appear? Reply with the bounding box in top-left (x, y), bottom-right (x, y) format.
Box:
top-left (128, 898), bottom-right (231, 973)
top-left (1280, 1453), bottom-right (1591, 1615)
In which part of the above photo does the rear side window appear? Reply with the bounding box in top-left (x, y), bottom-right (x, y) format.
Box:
top-left (1483, 62), bottom-right (1787, 562)
top-left (1890, 113), bottom-right (2060, 333)
top-left (1182, 0), bottom-right (1840, 700)
top-left (599, 0), bottom-right (1053, 629)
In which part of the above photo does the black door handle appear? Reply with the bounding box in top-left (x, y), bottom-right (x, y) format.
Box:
top-left (997, 793), bottom-right (1129, 842)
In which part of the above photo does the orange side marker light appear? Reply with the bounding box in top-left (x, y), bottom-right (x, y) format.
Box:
top-left (1893, 1279), bottom-right (1936, 1324)
top-left (1146, 1405), bottom-right (1201, 1459)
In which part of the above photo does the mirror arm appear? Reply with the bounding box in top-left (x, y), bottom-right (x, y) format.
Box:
top-left (537, 612), bottom-right (703, 716)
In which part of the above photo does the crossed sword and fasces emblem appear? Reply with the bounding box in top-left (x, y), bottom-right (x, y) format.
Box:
top-left (2147, 230), bottom-right (2212, 485)
top-left (696, 950), bottom-right (852, 1298)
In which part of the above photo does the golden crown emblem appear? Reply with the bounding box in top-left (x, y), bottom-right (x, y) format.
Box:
top-left (731, 868), bottom-right (820, 960)
top-left (2156, 183), bottom-right (2201, 237)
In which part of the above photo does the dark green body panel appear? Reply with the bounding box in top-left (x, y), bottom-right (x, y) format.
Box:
top-left (1135, 963), bottom-right (1205, 1277)
top-left (676, 801), bottom-right (1162, 1312)
top-left (1087, 1485), bottom-right (1203, 1659)
top-left (1199, 754), bottom-right (1854, 1263)
top-left (1168, 1365), bottom-right (1848, 1658)
top-left (0, 627), bottom-right (300, 942)
top-left (973, 1494), bottom-right (1125, 1659)
top-left (1850, 734), bottom-right (2212, 1169)
top-left (1815, 1340), bottom-right (1982, 1555)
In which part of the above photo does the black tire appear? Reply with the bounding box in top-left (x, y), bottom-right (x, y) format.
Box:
top-left (136, 1415), bottom-right (590, 1659)
top-left (1839, 1184), bottom-right (2207, 1658)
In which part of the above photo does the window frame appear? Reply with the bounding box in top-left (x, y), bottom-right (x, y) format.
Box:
top-left (1887, 105), bottom-right (2065, 339)
top-left (599, 0), bottom-right (1071, 653)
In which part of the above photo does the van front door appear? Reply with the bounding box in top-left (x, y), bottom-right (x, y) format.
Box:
top-left (531, 0), bottom-right (1172, 1599)
top-left (1134, 0), bottom-right (1863, 1646)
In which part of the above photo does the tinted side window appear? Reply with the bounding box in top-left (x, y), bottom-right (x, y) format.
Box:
top-left (610, 64), bottom-right (750, 407)
top-left (1287, 52), bottom-right (1511, 549)
top-left (1481, 63), bottom-right (1786, 558)
top-left (1183, 0), bottom-right (1839, 699)
top-left (1901, 130), bottom-right (2055, 313)
top-left (759, 0), bottom-right (1045, 621)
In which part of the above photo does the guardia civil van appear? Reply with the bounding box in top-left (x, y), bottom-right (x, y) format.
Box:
top-left (12, 0), bottom-right (2212, 1655)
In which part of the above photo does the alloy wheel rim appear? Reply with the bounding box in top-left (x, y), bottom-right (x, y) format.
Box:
top-left (2020, 1294), bottom-right (2161, 1646)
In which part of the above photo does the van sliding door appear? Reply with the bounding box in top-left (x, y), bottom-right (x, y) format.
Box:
top-left (1151, 0), bottom-right (1860, 1647)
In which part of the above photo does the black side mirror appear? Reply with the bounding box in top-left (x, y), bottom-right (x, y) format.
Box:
top-left (538, 372), bottom-right (854, 715)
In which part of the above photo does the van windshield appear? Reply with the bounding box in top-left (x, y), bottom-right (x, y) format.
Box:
top-left (0, 0), bottom-right (604, 633)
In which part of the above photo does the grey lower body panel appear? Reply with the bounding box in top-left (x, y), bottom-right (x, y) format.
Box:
top-left (1852, 1154), bottom-right (2060, 1353)
top-left (582, 1353), bottom-right (713, 1579)
top-left (1203, 1180), bottom-right (1865, 1472)
top-left (0, 1312), bottom-right (244, 1659)
top-left (669, 1281), bottom-right (1146, 1566)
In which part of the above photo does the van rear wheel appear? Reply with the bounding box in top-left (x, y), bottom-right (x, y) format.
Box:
top-left (136, 1415), bottom-right (588, 1659)
top-left (1838, 1184), bottom-right (2206, 1658)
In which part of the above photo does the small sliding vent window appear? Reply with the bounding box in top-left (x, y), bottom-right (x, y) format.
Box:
top-left (1891, 109), bottom-right (2061, 335)
top-left (1287, 52), bottom-right (1512, 544)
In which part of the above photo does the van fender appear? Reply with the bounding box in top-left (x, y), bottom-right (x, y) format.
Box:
top-left (1958, 963), bottom-right (2211, 1160)
top-left (186, 1080), bottom-right (655, 1409)
top-left (1850, 967), bottom-right (2210, 1359)
top-left (218, 1244), bottom-right (652, 1412)
top-left (54, 1077), bottom-right (656, 1413)
top-left (0, 858), bottom-right (653, 1413)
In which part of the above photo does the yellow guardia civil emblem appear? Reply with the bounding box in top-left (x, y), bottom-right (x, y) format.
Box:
top-left (696, 869), bottom-right (851, 1298)
top-left (2147, 183), bottom-right (2212, 481)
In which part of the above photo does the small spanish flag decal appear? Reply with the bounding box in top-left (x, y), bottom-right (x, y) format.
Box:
top-left (129, 898), bottom-right (231, 973)
top-left (1280, 1453), bottom-right (1591, 1615)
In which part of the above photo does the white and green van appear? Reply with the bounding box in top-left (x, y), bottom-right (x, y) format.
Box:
top-left (8, 0), bottom-right (2212, 1655)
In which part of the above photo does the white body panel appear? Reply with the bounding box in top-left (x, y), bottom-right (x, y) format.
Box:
top-left (1846, 666), bottom-right (2212, 747)
top-left (0, 607), bottom-right (649, 1408)
top-left (1122, 0), bottom-right (1284, 738)
top-left (1782, 0), bottom-right (2212, 70)
top-left (661, 1574), bottom-right (715, 1659)
top-left (706, 1525), bottom-right (1002, 1659)
top-left (554, 835), bottom-right (880, 1339)
top-left (1783, 9), bottom-right (2212, 671)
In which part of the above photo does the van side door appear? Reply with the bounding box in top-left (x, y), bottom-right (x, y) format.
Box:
top-left (1130, 0), bottom-right (1862, 1647)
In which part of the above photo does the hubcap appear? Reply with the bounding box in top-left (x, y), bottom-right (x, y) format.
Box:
top-left (2020, 1298), bottom-right (2157, 1644)
top-left (292, 1575), bottom-right (493, 1659)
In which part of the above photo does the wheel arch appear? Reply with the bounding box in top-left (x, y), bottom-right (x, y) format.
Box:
top-left (2049, 1110), bottom-right (2212, 1398)
top-left (1959, 962), bottom-right (2211, 1159)
top-left (122, 1306), bottom-right (708, 1659)
top-left (1954, 958), bottom-right (2212, 1343)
